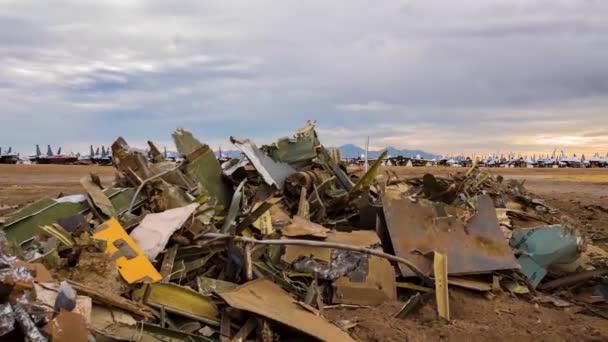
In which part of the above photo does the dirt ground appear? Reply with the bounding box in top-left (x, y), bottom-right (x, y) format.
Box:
top-left (0, 164), bottom-right (115, 215)
top-left (1, 164), bottom-right (607, 341)
top-left (325, 289), bottom-right (608, 342)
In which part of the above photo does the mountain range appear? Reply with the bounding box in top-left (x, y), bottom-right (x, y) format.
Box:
top-left (335, 144), bottom-right (437, 159)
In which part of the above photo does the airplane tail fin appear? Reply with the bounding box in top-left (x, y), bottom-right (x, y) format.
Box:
top-left (47, 145), bottom-right (53, 156)
top-left (7, 147), bottom-right (11, 154)
top-left (57, 147), bottom-right (62, 155)
top-left (90, 145), bottom-right (94, 157)
top-left (147, 141), bottom-right (162, 161)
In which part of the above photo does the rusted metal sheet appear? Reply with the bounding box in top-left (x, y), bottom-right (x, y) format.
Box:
top-left (382, 193), bottom-right (519, 277)
top-left (217, 280), bottom-right (354, 342)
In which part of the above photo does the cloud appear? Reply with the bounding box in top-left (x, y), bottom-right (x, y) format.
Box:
top-left (336, 101), bottom-right (398, 112)
top-left (0, 0), bottom-right (607, 156)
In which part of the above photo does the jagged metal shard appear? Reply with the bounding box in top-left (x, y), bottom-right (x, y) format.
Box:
top-left (382, 194), bottom-right (519, 277)
top-left (230, 137), bottom-right (296, 189)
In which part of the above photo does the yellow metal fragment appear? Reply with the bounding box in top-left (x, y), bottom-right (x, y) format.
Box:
top-left (93, 218), bottom-right (161, 284)
top-left (296, 187), bottom-right (310, 219)
top-left (396, 282), bottom-right (433, 293)
top-left (252, 202), bottom-right (274, 234)
top-left (434, 251), bottom-right (450, 321)
top-left (132, 283), bottom-right (219, 325)
top-left (241, 227), bottom-right (255, 238)
top-left (39, 224), bottom-right (74, 247)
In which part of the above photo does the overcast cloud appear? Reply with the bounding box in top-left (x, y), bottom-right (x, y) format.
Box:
top-left (1, 0), bottom-right (607, 156)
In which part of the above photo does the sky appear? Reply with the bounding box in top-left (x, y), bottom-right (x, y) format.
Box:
top-left (1, 0), bottom-right (607, 157)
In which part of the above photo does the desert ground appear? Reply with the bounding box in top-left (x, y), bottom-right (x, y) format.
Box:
top-left (1, 164), bottom-right (607, 341)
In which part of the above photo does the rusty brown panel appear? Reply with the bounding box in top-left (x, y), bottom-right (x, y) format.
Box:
top-left (382, 194), bottom-right (519, 277)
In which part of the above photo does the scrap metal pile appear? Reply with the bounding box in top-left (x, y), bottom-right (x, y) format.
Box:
top-left (1, 121), bottom-right (607, 341)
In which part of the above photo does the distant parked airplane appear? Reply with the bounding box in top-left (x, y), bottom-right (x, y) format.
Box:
top-left (0, 147), bottom-right (20, 164)
top-left (28, 145), bottom-right (78, 164)
top-left (76, 145), bottom-right (113, 165)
